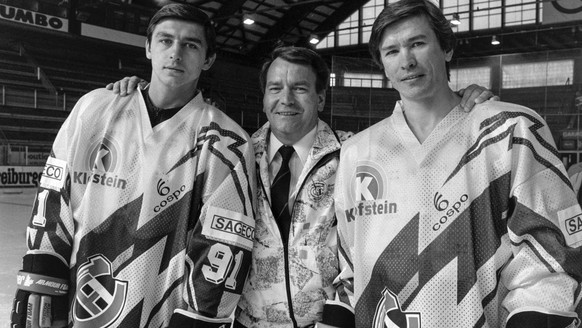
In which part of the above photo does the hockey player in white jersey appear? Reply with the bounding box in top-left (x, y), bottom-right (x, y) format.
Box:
top-left (10, 3), bottom-right (256, 328)
top-left (320, 0), bottom-right (582, 327)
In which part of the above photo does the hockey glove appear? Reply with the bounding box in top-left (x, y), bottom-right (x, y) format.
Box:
top-left (11, 254), bottom-right (69, 328)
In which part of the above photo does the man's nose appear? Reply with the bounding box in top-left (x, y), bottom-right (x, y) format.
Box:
top-left (400, 49), bottom-right (416, 69)
top-left (280, 88), bottom-right (295, 105)
top-left (170, 43), bottom-right (183, 61)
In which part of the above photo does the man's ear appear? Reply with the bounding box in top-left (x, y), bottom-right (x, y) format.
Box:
top-left (318, 90), bottom-right (326, 112)
top-left (145, 40), bottom-right (151, 60)
top-left (202, 53), bottom-right (217, 71)
top-left (383, 68), bottom-right (390, 81)
top-left (445, 48), bottom-right (454, 62)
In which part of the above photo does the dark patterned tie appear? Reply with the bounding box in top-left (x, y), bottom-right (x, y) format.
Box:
top-left (271, 145), bottom-right (295, 244)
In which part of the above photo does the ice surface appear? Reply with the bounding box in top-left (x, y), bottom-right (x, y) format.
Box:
top-left (0, 188), bottom-right (35, 327)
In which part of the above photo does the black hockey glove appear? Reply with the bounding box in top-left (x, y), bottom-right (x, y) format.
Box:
top-left (11, 254), bottom-right (69, 328)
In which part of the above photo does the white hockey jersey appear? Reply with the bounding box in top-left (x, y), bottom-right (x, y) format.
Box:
top-left (28, 88), bottom-right (256, 327)
top-left (332, 101), bottom-right (582, 327)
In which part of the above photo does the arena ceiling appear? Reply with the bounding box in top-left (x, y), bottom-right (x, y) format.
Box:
top-left (79, 0), bottom-right (582, 60)
top-left (125, 0), bottom-right (369, 58)
top-left (3, 0), bottom-right (581, 63)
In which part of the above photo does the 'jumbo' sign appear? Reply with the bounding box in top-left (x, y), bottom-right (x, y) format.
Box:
top-left (0, 4), bottom-right (68, 32)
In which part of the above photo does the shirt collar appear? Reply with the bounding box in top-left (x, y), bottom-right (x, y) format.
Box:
top-left (268, 122), bottom-right (318, 165)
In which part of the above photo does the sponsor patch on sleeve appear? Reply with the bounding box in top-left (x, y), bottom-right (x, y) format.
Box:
top-left (39, 157), bottom-right (67, 191)
top-left (557, 204), bottom-right (582, 247)
top-left (202, 206), bottom-right (255, 251)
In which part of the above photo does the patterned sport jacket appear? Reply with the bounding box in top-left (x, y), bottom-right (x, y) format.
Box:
top-left (236, 119), bottom-right (342, 328)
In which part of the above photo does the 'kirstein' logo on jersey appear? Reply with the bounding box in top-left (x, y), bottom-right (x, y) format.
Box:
top-left (352, 162), bottom-right (384, 201)
top-left (345, 161), bottom-right (397, 222)
top-left (89, 137), bottom-right (119, 172)
top-left (73, 255), bottom-right (128, 327)
top-left (73, 136), bottom-right (128, 190)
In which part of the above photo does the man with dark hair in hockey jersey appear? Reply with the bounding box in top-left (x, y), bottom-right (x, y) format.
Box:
top-left (10, 3), bottom-right (256, 328)
top-left (320, 0), bottom-right (582, 327)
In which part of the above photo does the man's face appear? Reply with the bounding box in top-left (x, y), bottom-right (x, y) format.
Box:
top-left (146, 19), bottom-right (215, 91)
top-left (379, 15), bottom-right (453, 102)
top-left (263, 58), bottom-right (325, 145)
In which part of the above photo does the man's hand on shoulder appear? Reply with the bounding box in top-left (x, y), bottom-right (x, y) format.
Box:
top-left (105, 76), bottom-right (147, 97)
top-left (336, 130), bottom-right (355, 143)
top-left (457, 84), bottom-right (500, 112)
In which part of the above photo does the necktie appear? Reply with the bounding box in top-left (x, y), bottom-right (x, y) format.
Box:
top-left (271, 145), bottom-right (295, 244)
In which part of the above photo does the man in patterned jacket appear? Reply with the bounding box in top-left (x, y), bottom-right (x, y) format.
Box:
top-left (233, 46), bottom-right (344, 328)
top-left (10, 4), bottom-right (256, 327)
top-left (323, 0), bottom-right (582, 327)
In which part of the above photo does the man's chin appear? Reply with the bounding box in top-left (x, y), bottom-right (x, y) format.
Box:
top-left (160, 78), bottom-right (197, 89)
top-left (398, 87), bottom-right (432, 101)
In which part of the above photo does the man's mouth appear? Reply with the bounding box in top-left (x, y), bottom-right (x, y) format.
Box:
top-left (276, 111), bottom-right (299, 116)
top-left (401, 74), bottom-right (423, 82)
top-left (165, 66), bottom-right (184, 72)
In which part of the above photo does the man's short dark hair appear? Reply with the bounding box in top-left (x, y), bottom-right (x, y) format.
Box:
top-left (146, 3), bottom-right (216, 59)
top-left (259, 46), bottom-right (330, 94)
top-left (368, 0), bottom-right (455, 79)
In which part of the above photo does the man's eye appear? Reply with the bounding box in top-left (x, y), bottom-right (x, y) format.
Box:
top-left (160, 39), bottom-right (172, 45)
top-left (186, 43), bottom-right (199, 49)
top-left (412, 42), bottom-right (425, 47)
